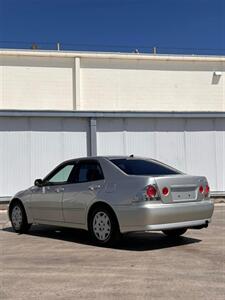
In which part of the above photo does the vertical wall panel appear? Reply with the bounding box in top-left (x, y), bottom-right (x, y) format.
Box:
top-left (30, 118), bottom-right (64, 181)
top-left (185, 119), bottom-right (217, 189)
top-left (155, 119), bottom-right (186, 172)
top-left (0, 117), bottom-right (89, 196)
top-left (62, 118), bottom-right (89, 160)
top-left (97, 118), bottom-right (125, 155)
top-left (30, 118), bottom-right (89, 181)
top-left (96, 117), bottom-right (224, 192)
top-left (124, 119), bottom-right (156, 157)
top-left (215, 119), bottom-right (225, 191)
top-left (0, 118), bottom-right (31, 196)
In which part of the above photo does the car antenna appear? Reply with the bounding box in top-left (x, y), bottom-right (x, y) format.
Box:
top-left (129, 154), bottom-right (134, 157)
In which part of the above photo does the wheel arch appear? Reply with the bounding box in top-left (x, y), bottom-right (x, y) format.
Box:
top-left (87, 201), bottom-right (120, 232)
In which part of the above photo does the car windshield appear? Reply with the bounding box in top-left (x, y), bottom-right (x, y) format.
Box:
top-left (110, 159), bottom-right (180, 176)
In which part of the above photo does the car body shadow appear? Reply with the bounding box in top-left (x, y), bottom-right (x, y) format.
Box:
top-left (2, 225), bottom-right (201, 251)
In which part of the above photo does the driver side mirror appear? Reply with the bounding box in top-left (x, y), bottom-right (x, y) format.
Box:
top-left (34, 178), bottom-right (44, 187)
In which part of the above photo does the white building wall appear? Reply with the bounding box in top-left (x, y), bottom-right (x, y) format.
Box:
top-left (0, 55), bottom-right (74, 110)
top-left (0, 50), bottom-right (224, 196)
top-left (0, 115), bottom-right (224, 196)
top-left (81, 58), bottom-right (225, 111)
top-left (97, 118), bottom-right (225, 193)
top-left (0, 117), bottom-right (89, 196)
top-left (0, 50), bottom-right (225, 111)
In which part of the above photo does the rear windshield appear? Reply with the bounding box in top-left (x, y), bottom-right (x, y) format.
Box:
top-left (110, 159), bottom-right (180, 176)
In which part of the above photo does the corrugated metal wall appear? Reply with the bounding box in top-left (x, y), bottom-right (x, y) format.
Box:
top-left (0, 116), bottom-right (224, 196)
top-left (0, 117), bottom-right (89, 196)
top-left (97, 117), bottom-right (225, 193)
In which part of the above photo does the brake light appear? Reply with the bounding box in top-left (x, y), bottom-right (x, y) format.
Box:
top-left (162, 187), bottom-right (169, 196)
top-left (146, 185), bottom-right (157, 199)
top-left (205, 185), bottom-right (210, 196)
top-left (199, 185), bottom-right (204, 194)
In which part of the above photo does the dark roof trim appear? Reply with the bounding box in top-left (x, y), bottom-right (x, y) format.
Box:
top-left (0, 110), bottom-right (225, 118)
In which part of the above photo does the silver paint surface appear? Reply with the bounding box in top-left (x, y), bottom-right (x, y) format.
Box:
top-left (9, 156), bottom-right (214, 233)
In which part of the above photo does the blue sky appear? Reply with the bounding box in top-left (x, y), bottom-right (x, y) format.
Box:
top-left (0, 0), bottom-right (224, 54)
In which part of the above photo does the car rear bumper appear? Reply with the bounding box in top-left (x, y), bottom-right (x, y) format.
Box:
top-left (114, 200), bottom-right (214, 233)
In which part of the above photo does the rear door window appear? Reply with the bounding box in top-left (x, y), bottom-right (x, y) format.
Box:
top-left (110, 159), bottom-right (180, 176)
top-left (73, 160), bottom-right (104, 183)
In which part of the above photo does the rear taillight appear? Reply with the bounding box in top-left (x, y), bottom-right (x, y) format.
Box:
top-left (205, 185), bottom-right (210, 196)
top-left (146, 185), bottom-right (157, 199)
top-left (162, 187), bottom-right (169, 196)
top-left (199, 185), bottom-right (204, 194)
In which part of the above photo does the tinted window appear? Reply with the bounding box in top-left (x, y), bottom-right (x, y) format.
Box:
top-left (110, 159), bottom-right (179, 176)
top-left (47, 164), bottom-right (75, 184)
top-left (74, 161), bottom-right (104, 183)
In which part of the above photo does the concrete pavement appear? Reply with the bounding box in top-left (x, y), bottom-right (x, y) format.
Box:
top-left (0, 207), bottom-right (224, 300)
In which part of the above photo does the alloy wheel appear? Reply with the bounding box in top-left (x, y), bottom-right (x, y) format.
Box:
top-left (11, 205), bottom-right (23, 230)
top-left (92, 211), bottom-right (111, 242)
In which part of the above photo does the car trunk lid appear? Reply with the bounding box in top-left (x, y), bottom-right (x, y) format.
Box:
top-left (153, 175), bottom-right (207, 203)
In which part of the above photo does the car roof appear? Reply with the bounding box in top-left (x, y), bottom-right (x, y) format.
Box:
top-left (102, 155), bottom-right (155, 160)
top-left (62, 155), bottom-right (153, 164)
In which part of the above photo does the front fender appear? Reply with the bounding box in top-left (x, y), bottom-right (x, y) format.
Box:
top-left (9, 188), bottom-right (33, 223)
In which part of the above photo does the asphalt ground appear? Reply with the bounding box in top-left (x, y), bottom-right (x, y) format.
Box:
top-left (0, 206), bottom-right (224, 300)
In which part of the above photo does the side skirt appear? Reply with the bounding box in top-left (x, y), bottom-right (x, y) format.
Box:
top-left (33, 219), bottom-right (88, 230)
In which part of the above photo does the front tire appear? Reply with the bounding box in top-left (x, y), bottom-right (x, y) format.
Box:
top-left (88, 207), bottom-right (120, 246)
top-left (162, 228), bottom-right (187, 238)
top-left (10, 201), bottom-right (31, 233)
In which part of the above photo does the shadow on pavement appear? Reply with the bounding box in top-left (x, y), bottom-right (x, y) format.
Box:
top-left (2, 224), bottom-right (201, 251)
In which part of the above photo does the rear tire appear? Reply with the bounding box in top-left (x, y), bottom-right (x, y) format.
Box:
top-left (88, 207), bottom-right (120, 246)
top-left (9, 201), bottom-right (31, 233)
top-left (162, 228), bottom-right (187, 238)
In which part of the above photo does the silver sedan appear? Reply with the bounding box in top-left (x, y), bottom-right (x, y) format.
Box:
top-left (8, 156), bottom-right (214, 246)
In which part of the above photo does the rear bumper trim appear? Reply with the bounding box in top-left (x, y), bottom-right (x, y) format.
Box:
top-left (144, 218), bottom-right (210, 231)
top-left (121, 219), bottom-right (211, 233)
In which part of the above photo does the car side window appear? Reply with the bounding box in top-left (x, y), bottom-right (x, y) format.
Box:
top-left (73, 161), bottom-right (104, 183)
top-left (46, 164), bottom-right (75, 185)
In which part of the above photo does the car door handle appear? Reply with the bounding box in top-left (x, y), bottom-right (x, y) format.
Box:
top-left (55, 187), bottom-right (64, 193)
top-left (88, 185), bottom-right (101, 191)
